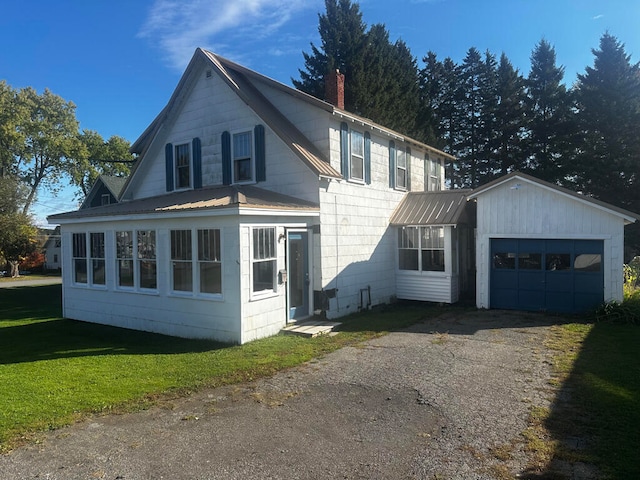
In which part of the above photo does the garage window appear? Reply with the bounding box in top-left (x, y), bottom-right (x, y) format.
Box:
top-left (493, 252), bottom-right (515, 269)
top-left (546, 254), bottom-right (571, 271)
top-left (518, 253), bottom-right (542, 270)
top-left (575, 254), bottom-right (601, 272)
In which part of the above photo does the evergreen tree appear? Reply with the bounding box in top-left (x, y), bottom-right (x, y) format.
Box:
top-left (573, 33), bottom-right (640, 209)
top-left (294, 0), bottom-right (367, 109)
top-left (294, 0), bottom-right (421, 139)
top-left (493, 53), bottom-right (526, 177)
top-left (524, 39), bottom-right (572, 183)
top-left (457, 48), bottom-right (484, 187)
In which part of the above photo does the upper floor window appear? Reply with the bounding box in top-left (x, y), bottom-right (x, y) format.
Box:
top-left (426, 154), bottom-right (442, 191)
top-left (350, 131), bottom-right (364, 181)
top-left (101, 194), bottom-right (110, 206)
top-left (175, 143), bottom-right (191, 189)
top-left (389, 141), bottom-right (410, 190)
top-left (340, 123), bottom-right (370, 184)
top-left (165, 138), bottom-right (202, 192)
top-left (396, 148), bottom-right (407, 190)
top-left (222, 125), bottom-right (265, 185)
top-left (233, 131), bottom-right (253, 183)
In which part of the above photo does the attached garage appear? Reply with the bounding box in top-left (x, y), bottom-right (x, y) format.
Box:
top-left (469, 172), bottom-right (638, 314)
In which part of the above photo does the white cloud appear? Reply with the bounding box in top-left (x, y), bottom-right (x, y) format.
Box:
top-left (139, 0), bottom-right (318, 70)
top-left (592, 14), bottom-right (604, 20)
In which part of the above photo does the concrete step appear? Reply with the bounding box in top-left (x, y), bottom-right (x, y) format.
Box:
top-left (281, 320), bottom-right (342, 338)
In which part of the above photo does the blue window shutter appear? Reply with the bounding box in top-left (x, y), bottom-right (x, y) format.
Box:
top-left (389, 141), bottom-right (396, 188)
top-left (192, 137), bottom-right (202, 189)
top-left (364, 131), bottom-right (371, 184)
top-left (254, 124), bottom-right (266, 182)
top-left (406, 146), bottom-right (411, 191)
top-left (340, 122), bottom-right (349, 180)
top-left (221, 131), bottom-right (231, 185)
top-left (165, 143), bottom-right (174, 192)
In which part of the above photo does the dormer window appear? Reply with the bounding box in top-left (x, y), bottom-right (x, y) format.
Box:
top-left (232, 131), bottom-right (253, 183)
top-left (175, 143), bottom-right (191, 189)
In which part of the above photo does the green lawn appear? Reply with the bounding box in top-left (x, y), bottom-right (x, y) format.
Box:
top-left (545, 321), bottom-right (640, 478)
top-left (0, 285), bottom-right (431, 452)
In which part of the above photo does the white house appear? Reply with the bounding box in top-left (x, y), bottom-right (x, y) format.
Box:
top-left (49, 49), bottom-right (637, 343)
top-left (49, 48), bottom-right (458, 344)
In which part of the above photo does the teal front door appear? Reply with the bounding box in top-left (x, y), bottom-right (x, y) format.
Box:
top-left (287, 231), bottom-right (310, 321)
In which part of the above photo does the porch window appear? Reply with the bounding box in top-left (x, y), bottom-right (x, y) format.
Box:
top-left (421, 226), bottom-right (445, 272)
top-left (137, 230), bottom-right (157, 289)
top-left (175, 143), bottom-right (191, 189)
top-left (252, 227), bottom-right (276, 294)
top-left (116, 231), bottom-right (134, 287)
top-left (198, 229), bottom-right (222, 294)
top-left (72, 233), bottom-right (87, 284)
top-left (90, 232), bottom-right (105, 285)
top-left (171, 230), bottom-right (193, 292)
top-left (398, 226), bottom-right (445, 272)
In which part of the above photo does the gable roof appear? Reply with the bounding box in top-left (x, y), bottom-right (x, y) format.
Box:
top-left (128, 48), bottom-right (342, 185)
top-left (390, 190), bottom-right (475, 226)
top-left (49, 185), bottom-right (319, 223)
top-left (468, 171), bottom-right (639, 224)
top-left (80, 175), bottom-right (127, 209)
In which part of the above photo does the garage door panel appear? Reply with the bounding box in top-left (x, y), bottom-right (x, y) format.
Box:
top-left (491, 239), bottom-right (603, 314)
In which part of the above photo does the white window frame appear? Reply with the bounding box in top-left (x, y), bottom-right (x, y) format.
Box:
top-left (170, 229), bottom-right (193, 293)
top-left (232, 130), bottom-right (254, 184)
top-left (427, 154), bottom-right (442, 191)
top-left (115, 230), bottom-right (158, 291)
top-left (350, 130), bottom-right (365, 182)
top-left (89, 232), bottom-right (106, 286)
top-left (174, 142), bottom-right (192, 190)
top-left (72, 232), bottom-right (88, 284)
top-left (396, 148), bottom-right (407, 190)
top-left (397, 226), bottom-right (445, 272)
top-left (250, 226), bottom-right (277, 299)
top-left (170, 228), bottom-right (223, 297)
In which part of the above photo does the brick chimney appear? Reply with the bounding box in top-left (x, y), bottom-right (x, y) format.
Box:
top-left (325, 69), bottom-right (345, 109)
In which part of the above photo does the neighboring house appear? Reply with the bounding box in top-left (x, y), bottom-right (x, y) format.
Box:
top-left (43, 226), bottom-right (62, 271)
top-left (48, 48), bottom-right (637, 343)
top-left (81, 175), bottom-right (128, 209)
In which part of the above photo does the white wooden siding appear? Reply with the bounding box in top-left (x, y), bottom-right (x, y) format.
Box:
top-left (474, 177), bottom-right (626, 308)
top-left (396, 273), bottom-right (458, 303)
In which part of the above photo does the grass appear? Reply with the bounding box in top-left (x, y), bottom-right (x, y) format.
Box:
top-left (529, 316), bottom-right (640, 478)
top-left (0, 285), bottom-right (434, 452)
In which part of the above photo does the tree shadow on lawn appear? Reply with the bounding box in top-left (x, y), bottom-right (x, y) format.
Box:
top-left (0, 285), bottom-right (227, 365)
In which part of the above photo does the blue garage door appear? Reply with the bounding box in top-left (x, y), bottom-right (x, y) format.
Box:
top-left (491, 239), bottom-right (603, 313)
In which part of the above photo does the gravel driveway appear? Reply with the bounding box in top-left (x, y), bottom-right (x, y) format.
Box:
top-left (0, 310), bottom-right (578, 479)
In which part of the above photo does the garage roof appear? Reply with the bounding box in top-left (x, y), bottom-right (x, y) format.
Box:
top-left (390, 190), bottom-right (475, 226)
top-left (468, 171), bottom-right (639, 224)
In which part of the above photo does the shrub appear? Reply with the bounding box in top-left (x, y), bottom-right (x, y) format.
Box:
top-left (595, 291), bottom-right (640, 325)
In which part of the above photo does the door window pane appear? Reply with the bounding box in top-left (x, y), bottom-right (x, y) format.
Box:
top-left (574, 254), bottom-right (601, 272)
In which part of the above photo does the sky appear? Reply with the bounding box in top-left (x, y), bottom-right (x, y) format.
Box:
top-left (2, 0), bottom-right (638, 226)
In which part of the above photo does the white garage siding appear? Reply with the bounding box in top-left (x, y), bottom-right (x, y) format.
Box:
top-left (469, 173), bottom-right (637, 311)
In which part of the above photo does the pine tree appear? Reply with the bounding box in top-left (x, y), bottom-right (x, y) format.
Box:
top-left (524, 39), bottom-right (572, 183)
top-left (493, 53), bottom-right (526, 177)
top-left (573, 33), bottom-right (640, 209)
top-left (294, 0), bottom-right (421, 139)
